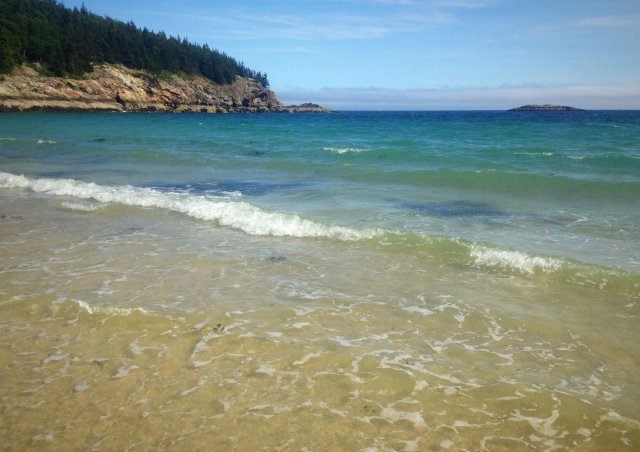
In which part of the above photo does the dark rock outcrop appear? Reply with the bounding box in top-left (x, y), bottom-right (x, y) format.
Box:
top-left (508, 104), bottom-right (585, 112)
top-left (282, 102), bottom-right (332, 113)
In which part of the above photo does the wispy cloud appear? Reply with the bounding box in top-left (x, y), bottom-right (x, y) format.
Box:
top-left (261, 46), bottom-right (315, 54)
top-left (375, 0), bottom-right (499, 8)
top-left (374, 0), bottom-right (415, 5)
top-left (174, 12), bottom-right (394, 41)
top-left (395, 11), bottom-right (458, 26)
top-left (168, 1), bottom-right (468, 42)
top-left (427, 0), bottom-right (500, 8)
top-left (575, 14), bottom-right (640, 27)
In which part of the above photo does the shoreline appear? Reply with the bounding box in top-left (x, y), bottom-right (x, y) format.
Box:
top-left (0, 101), bottom-right (332, 114)
top-left (0, 111), bottom-right (638, 450)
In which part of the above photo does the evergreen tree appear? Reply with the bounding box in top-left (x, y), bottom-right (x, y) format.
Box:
top-left (0, 0), bottom-right (269, 86)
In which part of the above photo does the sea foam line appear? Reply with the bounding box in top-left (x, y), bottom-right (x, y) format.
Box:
top-left (74, 299), bottom-right (149, 316)
top-left (0, 172), bottom-right (380, 241)
top-left (470, 245), bottom-right (562, 274)
top-left (323, 146), bottom-right (367, 154)
top-left (61, 201), bottom-right (104, 212)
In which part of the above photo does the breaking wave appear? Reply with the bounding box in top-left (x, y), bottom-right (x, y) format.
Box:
top-left (2, 172), bottom-right (626, 279)
top-left (0, 172), bottom-right (381, 241)
top-left (470, 245), bottom-right (562, 274)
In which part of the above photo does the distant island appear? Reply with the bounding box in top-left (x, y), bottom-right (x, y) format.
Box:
top-left (508, 104), bottom-right (585, 112)
top-left (283, 103), bottom-right (331, 113)
top-left (0, 0), bottom-right (329, 113)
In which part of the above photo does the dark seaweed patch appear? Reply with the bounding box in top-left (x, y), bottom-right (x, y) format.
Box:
top-left (398, 200), bottom-right (507, 217)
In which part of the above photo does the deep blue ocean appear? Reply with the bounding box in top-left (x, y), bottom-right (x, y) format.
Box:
top-left (1, 111), bottom-right (639, 449)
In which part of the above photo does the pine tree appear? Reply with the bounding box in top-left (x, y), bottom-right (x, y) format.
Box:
top-left (0, 0), bottom-right (268, 85)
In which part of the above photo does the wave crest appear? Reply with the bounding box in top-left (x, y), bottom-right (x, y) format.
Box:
top-left (0, 172), bottom-right (380, 241)
top-left (470, 245), bottom-right (562, 274)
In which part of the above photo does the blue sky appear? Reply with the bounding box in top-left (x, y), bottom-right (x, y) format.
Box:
top-left (60, 0), bottom-right (640, 109)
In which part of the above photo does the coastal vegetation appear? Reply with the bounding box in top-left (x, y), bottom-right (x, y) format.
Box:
top-left (0, 0), bottom-right (269, 86)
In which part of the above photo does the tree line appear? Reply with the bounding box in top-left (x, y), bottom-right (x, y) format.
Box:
top-left (0, 0), bottom-right (269, 86)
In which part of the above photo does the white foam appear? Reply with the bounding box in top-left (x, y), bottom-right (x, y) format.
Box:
top-left (42, 353), bottom-right (67, 364)
top-left (293, 352), bottom-right (322, 366)
top-left (192, 331), bottom-right (220, 357)
top-left (219, 190), bottom-right (243, 198)
top-left (470, 245), bottom-right (562, 274)
top-left (179, 386), bottom-right (200, 397)
top-left (380, 406), bottom-right (426, 427)
top-left (129, 341), bottom-right (144, 357)
top-left (402, 305), bottom-right (434, 316)
top-left (37, 139), bottom-right (56, 144)
top-left (440, 440), bottom-right (454, 449)
top-left (255, 364), bottom-right (276, 376)
top-left (0, 172), bottom-right (30, 188)
top-left (32, 431), bottom-right (56, 442)
top-left (61, 201), bottom-right (104, 212)
top-left (0, 172), bottom-right (381, 241)
top-left (74, 382), bottom-right (90, 394)
top-left (323, 146), bottom-right (367, 154)
top-left (112, 365), bottom-right (139, 379)
top-left (515, 151), bottom-right (554, 156)
top-left (510, 409), bottom-right (560, 437)
top-left (72, 299), bottom-right (148, 316)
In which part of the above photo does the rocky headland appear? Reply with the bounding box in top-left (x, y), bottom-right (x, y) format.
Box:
top-left (0, 64), bottom-right (330, 113)
top-left (508, 104), bottom-right (585, 112)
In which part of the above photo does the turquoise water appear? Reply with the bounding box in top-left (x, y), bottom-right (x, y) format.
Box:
top-left (1, 111), bottom-right (639, 449)
top-left (2, 111), bottom-right (639, 271)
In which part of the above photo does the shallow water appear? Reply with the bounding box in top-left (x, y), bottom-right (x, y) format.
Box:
top-left (0, 111), bottom-right (639, 449)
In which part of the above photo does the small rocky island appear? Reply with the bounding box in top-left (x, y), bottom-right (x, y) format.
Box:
top-left (283, 103), bottom-right (332, 113)
top-left (508, 104), bottom-right (585, 112)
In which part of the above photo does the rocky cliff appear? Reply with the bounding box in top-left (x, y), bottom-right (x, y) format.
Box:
top-left (0, 64), bottom-right (329, 113)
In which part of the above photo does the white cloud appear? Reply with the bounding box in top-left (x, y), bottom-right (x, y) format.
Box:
top-left (277, 84), bottom-right (640, 110)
